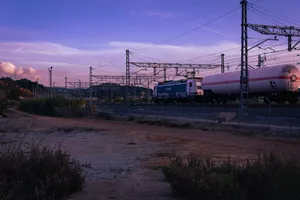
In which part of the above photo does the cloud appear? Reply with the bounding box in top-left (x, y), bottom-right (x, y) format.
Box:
top-left (1, 40), bottom-right (297, 87)
top-left (143, 11), bottom-right (174, 18)
top-left (0, 61), bottom-right (41, 81)
top-left (201, 26), bottom-right (227, 37)
top-left (0, 40), bottom-right (241, 85)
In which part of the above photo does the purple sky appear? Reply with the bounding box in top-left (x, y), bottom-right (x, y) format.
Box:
top-left (0, 0), bottom-right (300, 86)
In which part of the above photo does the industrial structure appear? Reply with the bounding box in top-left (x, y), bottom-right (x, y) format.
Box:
top-left (239, 0), bottom-right (300, 115)
top-left (46, 0), bottom-right (300, 118)
top-left (153, 64), bottom-right (300, 104)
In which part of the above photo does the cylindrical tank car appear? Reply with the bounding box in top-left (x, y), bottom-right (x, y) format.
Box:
top-left (152, 64), bottom-right (300, 104)
top-left (201, 64), bottom-right (300, 103)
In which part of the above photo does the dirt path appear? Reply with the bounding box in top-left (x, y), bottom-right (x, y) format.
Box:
top-left (2, 111), bottom-right (300, 200)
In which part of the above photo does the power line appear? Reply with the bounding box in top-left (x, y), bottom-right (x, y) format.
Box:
top-left (91, 7), bottom-right (240, 69)
top-left (130, 52), bottom-right (162, 62)
top-left (224, 43), bottom-right (289, 62)
top-left (251, 0), bottom-right (264, 3)
top-left (226, 48), bottom-right (294, 64)
top-left (133, 6), bottom-right (240, 52)
top-left (249, 3), bottom-right (300, 26)
top-left (176, 39), bottom-right (273, 63)
top-left (248, 4), bottom-right (286, 26)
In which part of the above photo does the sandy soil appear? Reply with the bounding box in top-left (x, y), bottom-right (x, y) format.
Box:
top-left (2, 110), bottom-right (300, 200)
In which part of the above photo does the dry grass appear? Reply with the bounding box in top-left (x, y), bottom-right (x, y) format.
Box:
top-left (0, 117), bottom-right (86, 200)
top-left (163, 152), bottom-right (300, 200)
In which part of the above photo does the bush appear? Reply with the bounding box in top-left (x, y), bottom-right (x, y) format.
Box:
top-left (19, 98), bottom-right (58, 116)
top-left (0, 99), bottom-right (8, 116)
top-left (96, 112), bottom-right (115, 120)
top-left (19, 96), bottom-right (85, 117)
top-left (0, 144), bottom-right (85, 200)
top-left (163, 152), bottom-right (300, 200)
top-left (0, 99), bottom-right (8, 117)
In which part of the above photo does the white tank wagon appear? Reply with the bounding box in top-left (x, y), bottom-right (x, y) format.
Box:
top-left (201, 64), bottom-right (300, 103)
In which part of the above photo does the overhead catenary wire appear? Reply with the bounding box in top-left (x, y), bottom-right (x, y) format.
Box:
top-left (93, 0), bottom-right (300, 82)
top-left (94, 3), bottom-right (288, 72)
top-left (176, 39), bottom-right (284, 64)
top-left (224, 46), bottom-right (289, 63)
top-left (250, 0), bottom-right (264, 4)
top-left (133, 6), bottom-right (240, 52)
top-left (94, 6), bottom-right (242, 68)
top-left (248, 2), bottom-right (300, 26)
top-left (176, 2), bottom-right (300, 65)
top-left (130, 52), bottom-right (162, 62)
top-left (248, 4), bottom-right (287, 26)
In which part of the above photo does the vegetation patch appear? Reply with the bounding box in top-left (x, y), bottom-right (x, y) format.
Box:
top-left (19, 96), bottom-right (85, 117)
top-left (150, 165), bottom-right (165, 171)
top-left (0, 90), bottom-right (8, 117)
top-left (96, 112), bottom-right (116, 120)
top-left (55, 126), bottom-right (102, 133)
top-left (154, 151), bottom-right (176, 158)
top-left (130, 117), bottom-right (194, 129)
top-left (0, 144), bottom-right (85, 200)
top-left (127, 142), bottom-right (137, 145)
top-left (163, 152), bottom-right (300, 200)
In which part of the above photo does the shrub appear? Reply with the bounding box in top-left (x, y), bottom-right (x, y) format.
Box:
top-left (0, 93), bottom-right (8, 116)
top-left (163, 152), bottom-right (300, 200)
top-left (19, 96), bottom-right (85, 117)
top-left (127, 115), bottom-right (135, 121)
top-left (0, 144), bottom-right (85, 200)
top-left (96, 112), bottom-right (115, 120)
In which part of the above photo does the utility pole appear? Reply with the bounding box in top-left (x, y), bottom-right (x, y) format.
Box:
top-left (110, 84), bottom-right (113, 102)
top-left (221, 54), bottom-right (225, 73)
top-left (53, 82), bottom-right (55, 96)
top-left (79, 79), bottom-right (82, 98)
top-left (32, 85), bottom-right (34, 98)
top-left (49, 66), bottom-right (53, 98)
top-left (239, 1), bottom-right (300, 114)
top-left (125, 50), bottom-right (130, 106)
top-left (36, 78), bottom-right (39, 99)
top-left (65, 77), bottom-right (67, 89)
top-left (240, 0), bottom-right (249, 116)
top-left (65, 77), bottom-right (68, 98)
top-left (147, 79), bottom-right (150, 103)
top-left (163, 68), bottom-right (167, 81)
top-left (89, 66), bottom-right (93, 99)
top-left (133, 78), bottom-right (136, 102)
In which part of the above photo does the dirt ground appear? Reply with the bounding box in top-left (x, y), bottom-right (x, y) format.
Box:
top-left (2, 110), bottom-right (300, 200)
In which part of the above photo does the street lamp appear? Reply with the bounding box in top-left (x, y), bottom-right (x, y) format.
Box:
top-left (49, 66), bottom-right (53, 98)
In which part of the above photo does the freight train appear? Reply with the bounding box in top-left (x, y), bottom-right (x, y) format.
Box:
top-left (152, 64), bottom-right (300, 104)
